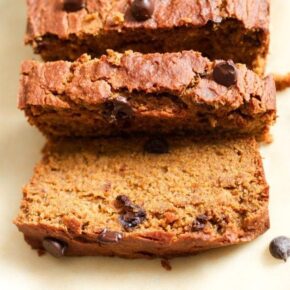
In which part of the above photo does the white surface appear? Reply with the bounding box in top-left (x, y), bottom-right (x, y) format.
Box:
top-left (0, 1), bottom-right (290, 290)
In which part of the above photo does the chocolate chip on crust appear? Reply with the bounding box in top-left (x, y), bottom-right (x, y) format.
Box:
top-left (131, 0), bottom-right (155, 21)
top-left (213, 61), bottom-right (237, 87)
top-left (42, 237), bottom-right (68, 257)
top-left (97, 229), bottom-right (123, 244)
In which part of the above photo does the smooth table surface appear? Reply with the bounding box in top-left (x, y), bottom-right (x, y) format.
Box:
top-left (1, 1), bottom-right (290, 289)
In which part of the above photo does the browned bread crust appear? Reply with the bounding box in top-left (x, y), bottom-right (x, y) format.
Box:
top-left (25, 0), bottom-right (270, 73)
top-left (14, 136), bottom-right (269, 258)
top-left (19, 51), bottom-right (276, 140)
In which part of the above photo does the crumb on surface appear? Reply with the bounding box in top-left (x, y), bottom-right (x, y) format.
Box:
top-left (37, 249), bottom-right (46, 257)
top-left (274, 73), bottom-right (290, 91)
top-left (161, 259), bottom-right (172, 271)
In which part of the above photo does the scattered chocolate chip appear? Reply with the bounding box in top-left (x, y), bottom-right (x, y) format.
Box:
top-left (144, 137), bottom-right (169, 154)
top-left (119, 209), bottom-right (146, 230)
top-left (63, 0), bottom-right (85, 12)
top-left (269, 236), bottom-right (290, 262)
top-left (97, 229), bottom-right (123, 244)
top-left (112, 97), bottom-right (133, 120)
top-left (35, 39), bottom-right (50, 53)
top-left (115, 195), bottom-right (147, 230)
top-left (42, 238), bottom-right (68, 258)
top-left (192, 214), bottom-right (208, 232)
top-left (213, 61), bottom-right (237, 87)
top-left (243, 34), bottom-right (262, 47)
top-left (115, 195), bottom-right (132, 209)
top-left (103, 96), bottom-right (133, 123)
top-left (131, 0), bottom-right (154, 21)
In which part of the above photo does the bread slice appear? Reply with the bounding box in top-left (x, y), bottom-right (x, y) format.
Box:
top-left (25, 0), bottom-right (270, 74)
top-left (19, 51), bottom-right (276, 141)
top-left (14, 136), bottom-right (269, 258)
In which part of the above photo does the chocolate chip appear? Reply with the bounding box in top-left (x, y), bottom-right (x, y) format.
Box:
top-left (213, 61), bottom-right (237, 87)
top-left (115, 195), bottom-right (146, 230)
top-left (112, 97), bottom-right (133, 120)
top-left (209, 214), bottom-right (229, 233)
top-left (131, 0), bottom-right (154, 21)
top-left (144, 137), bottom-right (169, 154)
top-left (35, 39), bottom-right (50, 53)
top-left (97, 229), bottom-right (123, 244)
top-left (192, 214), bottom-right (208, 232)
top-left (104, 96), bottom-right (133, 123)
top-left (42, 238), bottom-right (68, 258)
top-left (269, 236), bottom-right (290, 262)
top-left (115, 195), bottom-right (132, 209)
top-left (63, 0), bottom-right (85, 12)
top-left (119, 209), bottom-right (146, 230)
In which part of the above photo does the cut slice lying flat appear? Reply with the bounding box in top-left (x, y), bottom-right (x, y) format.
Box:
top-left (15, 136), bottom-right (269, 258)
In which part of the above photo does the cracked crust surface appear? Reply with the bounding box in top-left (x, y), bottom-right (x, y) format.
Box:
top-left (14, 136), bottom-right (269, 258)
top-left (19, 51), bottom-right (276, 140)
top-left (25, 0), bottom-right (270, 73)
top-left (26, 0), bottom-right (270, 39)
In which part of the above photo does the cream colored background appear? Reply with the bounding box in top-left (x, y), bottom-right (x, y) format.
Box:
top-left (1, 1), bottom-right (290, 289)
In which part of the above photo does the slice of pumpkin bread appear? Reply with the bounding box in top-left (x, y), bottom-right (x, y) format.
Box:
top-left (25, 0), bottom-right (270, 74)
top-left (15, 136), bottom-right (269, 258)
top-left (19, 51), bottom-right (276, 140)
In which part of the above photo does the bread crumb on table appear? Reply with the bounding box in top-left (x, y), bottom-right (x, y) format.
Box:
top-left (274, 73), bottom-right (290, 91)
top-left (161, 259), bottom-right (172, 271)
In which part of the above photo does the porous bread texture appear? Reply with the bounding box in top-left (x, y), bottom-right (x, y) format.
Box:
top-left (15, 136), bottom-right (269, 258)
